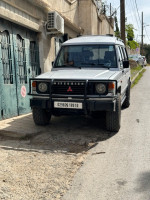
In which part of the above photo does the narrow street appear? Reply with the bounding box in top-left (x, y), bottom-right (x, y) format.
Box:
top-left (0, 68), bottom-right (149, 200)
top-left (63, 67), bottom-right (150, 200)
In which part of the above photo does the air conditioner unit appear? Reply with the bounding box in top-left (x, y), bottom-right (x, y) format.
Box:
top-left (47, 11), bottom-right (64, 35)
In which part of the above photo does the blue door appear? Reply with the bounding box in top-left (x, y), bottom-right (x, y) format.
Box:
top-left (0, 18), bottom-right (40, 119)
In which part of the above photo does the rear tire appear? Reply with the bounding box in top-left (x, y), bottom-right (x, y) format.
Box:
top-left (123, 83), bottom-right (131, 108)
top-left (32, 107), bottom-right (51, 125)
top-left (106, 94), bottom-right (121, 132)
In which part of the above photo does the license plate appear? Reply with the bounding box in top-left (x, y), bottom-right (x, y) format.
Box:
top-left (54, 102), bottom-right (83, 109)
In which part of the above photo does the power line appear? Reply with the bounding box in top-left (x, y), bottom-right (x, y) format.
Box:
top-left (134, 0), bottom-right (141, 23)
top-left (126, 0), bottom-right (137, 27)
top-left (129, 0), bottom-right (140, 30)
top-left (144, 27), bottom-right (150, 43)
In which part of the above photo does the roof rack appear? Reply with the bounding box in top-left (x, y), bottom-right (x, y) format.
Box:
top-left (79, 34), bottom-right (115, 37)
top-left (116, 37), bottom-right (124, 43)
top-left (105, 34), bottom-right (114, 37)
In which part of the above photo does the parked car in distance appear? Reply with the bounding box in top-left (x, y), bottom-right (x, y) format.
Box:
top-left (129, 54), bottom-right (144, 66)
top-left (141, 56), bottom-right (147, 66)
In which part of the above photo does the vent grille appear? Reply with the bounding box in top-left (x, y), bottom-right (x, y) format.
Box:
top-left (46, 11), bottom-right (64, 34)
top-left (47, 12), bottom-right (55, 29)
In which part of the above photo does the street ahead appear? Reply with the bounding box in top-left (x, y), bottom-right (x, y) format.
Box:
top-left (63, 67), bottom-right (150, 200)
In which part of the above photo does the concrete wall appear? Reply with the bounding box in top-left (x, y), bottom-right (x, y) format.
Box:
top-left (78, 0), bottom-right (114, 35)
top-left (78, 0), bottom-right (92, 35)
top-left (98, 14), bottom-right (114, 35)
top-left (0, 0), bottom-right (114, 73)
top-left (126, 46), bottom-right (140, 55)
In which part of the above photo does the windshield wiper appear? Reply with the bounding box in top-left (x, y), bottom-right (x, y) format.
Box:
top-left (81, 62), bottom-right (96, 65)
top-left (54, 65), bottom-right (82, 69)
top-left (80, 63), bottom-right (110, 68)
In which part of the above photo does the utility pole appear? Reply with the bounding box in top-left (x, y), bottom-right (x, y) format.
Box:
top-left (109, 3), bottom-right (111, 34)
top-left (110, 3), bottom-right (112, 16)
top-left (141, 12), bottom-right (144, 55)
top-left (120, 0), bottom-right (126, 44)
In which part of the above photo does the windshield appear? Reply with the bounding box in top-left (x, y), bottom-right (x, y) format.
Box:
top-left (54, 45), bottom-right (117, 68)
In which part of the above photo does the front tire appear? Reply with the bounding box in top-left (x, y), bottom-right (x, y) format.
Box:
top-left (32, 107), bottom-right (51, 125)
top-left (106, 94), bottom-right (121, 132)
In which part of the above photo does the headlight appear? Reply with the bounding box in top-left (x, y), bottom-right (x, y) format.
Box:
top-left (95, 83), bottom-right (106, 94)
top-left (38, 82), bottom-right (48, 93)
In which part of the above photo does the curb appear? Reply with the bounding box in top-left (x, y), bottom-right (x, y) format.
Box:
top-left (131, 67), bottom-right (145, 85)
top-left (0, 113), bottom-right (42, 139)
top-left (0, 129), bottom-right (40, 139)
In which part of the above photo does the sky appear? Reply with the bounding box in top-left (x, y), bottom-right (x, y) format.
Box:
top-left (106, 0), bottom-right (150, 44)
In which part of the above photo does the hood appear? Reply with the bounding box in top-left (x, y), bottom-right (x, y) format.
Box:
top-left (36, 69), bottom-right (119, 80)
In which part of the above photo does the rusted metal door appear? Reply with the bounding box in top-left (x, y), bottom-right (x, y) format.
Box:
top-left (0, 18), bottom-right (40, 119)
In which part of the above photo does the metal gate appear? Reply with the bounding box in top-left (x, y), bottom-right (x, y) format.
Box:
top-left (0, 18), bottom-right (40, 119)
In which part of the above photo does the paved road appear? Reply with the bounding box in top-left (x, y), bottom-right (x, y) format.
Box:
top-left (63, 67), bottom-right (150, 200)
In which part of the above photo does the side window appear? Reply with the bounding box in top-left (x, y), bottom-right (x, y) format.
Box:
top-left (120, 46), bottom-right (125, 60)
top-left (121, 46), bottom-right (127, 60)
top-left (123, 48), bottom-right (128, 60)
top-left (117, 46), bottom-right (123, 68)
top-left (118, 46), bottom-right (123, 60)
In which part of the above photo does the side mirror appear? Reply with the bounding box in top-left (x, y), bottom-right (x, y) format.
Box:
top-left (123, 60), bottom-right (129, 68)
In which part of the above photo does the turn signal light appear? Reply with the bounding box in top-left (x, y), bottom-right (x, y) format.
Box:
top-left (108, 82), bottom-right (115, 89)
top-left (32, 81), bottom-right (36, 88)
top-left (108, 82), bottom-right (116, 94)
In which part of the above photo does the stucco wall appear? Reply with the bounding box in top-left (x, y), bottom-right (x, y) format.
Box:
top-left (78, 0), bottom-right (114, 35)
top-left (0, 0), bottom-right (81, 72)
top-left (78, 0), bottom-right (92, 35)
top-left (0, 0), bottom-right (115, 73)
top-left (98, 15), bottom-right (114, 35)
top-left (49, 0), bottom-right (79, 25)
top-left (91, 1), bottom-right (99, 35)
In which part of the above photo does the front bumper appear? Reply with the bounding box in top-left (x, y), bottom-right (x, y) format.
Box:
top-left (30, 97), bottom-right (116, 114)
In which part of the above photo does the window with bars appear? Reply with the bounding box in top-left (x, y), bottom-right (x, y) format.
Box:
top-left (0, 30), bottom-right (13, 84)
top-left (30, 41), bottom-right (39, 77)
top-left (17, 34), bottom-right (27, 84)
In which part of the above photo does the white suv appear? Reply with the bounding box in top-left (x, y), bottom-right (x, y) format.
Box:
top-left (29, 35), bottom-right (131, 132)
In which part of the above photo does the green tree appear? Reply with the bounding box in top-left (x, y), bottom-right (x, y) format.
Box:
top-left (143, 44), bottom-right (150, 63)
top-left (126, 24), bottom-right (139, 49)
top-left (126, 24), bottom-right (134, 41)
top-left (114, 16), bottom-right (120, 38)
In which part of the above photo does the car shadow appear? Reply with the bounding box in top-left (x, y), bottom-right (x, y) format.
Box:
top-left (0, 113), bottom-right (117, 154)
top-left (135, 171), bottom-right (150, 195)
